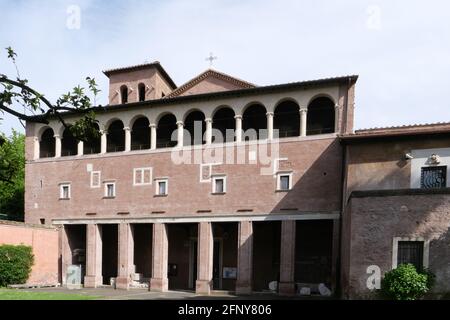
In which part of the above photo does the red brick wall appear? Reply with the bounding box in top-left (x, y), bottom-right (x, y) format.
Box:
top-left (342, 194), bottom-right (450, 299)
top-left (0, 221), bottom-right (59, 285)
top-left (25, 138), bottom-right (342, 225)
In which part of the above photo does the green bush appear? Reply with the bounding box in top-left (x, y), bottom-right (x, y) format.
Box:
top-left (0, 245), bottom-right (34, 287)
top-left (381, 264), bottom-right (434, 300)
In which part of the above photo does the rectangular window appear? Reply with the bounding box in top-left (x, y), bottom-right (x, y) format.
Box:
top-left (421, 166), bottom-right (447, 189)
top-left (91, 171), bottom-right (101, 188)
top-left (212, 176), bottom-right (227, 194)
top-left (397, 241), bottom-right (424, 271)
top-left (104, 182), bottom-right (116, 198)
top-left (155, 179), bottom-right (168, 196)
top-left (60, 183), bottom-right (71, 200)
top-left (277, 172), bottom-right (293, 191)
top-left (134, 168), bottom-right (153, 186)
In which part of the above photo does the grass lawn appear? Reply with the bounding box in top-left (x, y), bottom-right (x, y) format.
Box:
top-left (0, 289), bottom-right (99, 300)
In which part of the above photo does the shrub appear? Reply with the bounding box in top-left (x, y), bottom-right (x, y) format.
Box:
top-left (0, 245), bottom-right (34, 287)
top-left (381, 264), bottom-right (434, 300)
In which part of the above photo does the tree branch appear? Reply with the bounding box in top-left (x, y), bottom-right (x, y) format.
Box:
top-left (0, 103), bottom-right (49, 124)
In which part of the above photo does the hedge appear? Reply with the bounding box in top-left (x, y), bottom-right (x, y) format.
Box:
top-left (0, 245), bottom-right (34, 287)
top-left (381, 264), bottom-right (434, 300)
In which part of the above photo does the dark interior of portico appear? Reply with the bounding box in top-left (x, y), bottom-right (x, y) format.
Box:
top-left (133, 224), bottom-right (153, 279)
top-left (102, 224), bottom-right (118, 285)
top-left (252, 221), bottom-right (281, 292)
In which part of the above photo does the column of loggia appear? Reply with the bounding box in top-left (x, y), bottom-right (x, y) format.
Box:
top-left (84, 224), bottom-right (103, 288)
top-left (205, 118), bottom-right (213, 145)
top-left (150, 223), bottom-right (169, 292)
top-left (116, 223), bottom-right (134, 290)
top-left (61, 107), bottom-right (306, 158)
top-left (54, 134), bottom-right (62, 158)
top-left (235, 115), bottom-right (243, 143)
top-left (177, 121), bottom-right (184, 148)
top-left (300, 107), bottom-right (308, 137)
top-left (150, 124), bottom-right (157, 150)
top-left (124, 127), bottom-right (131, 152)
top-left (100, 130), bottom-right (108, 154)
top-left (279, 220), bottom-right (297, 296)
top-left (196, 222), bottom-right (214, 294)
top-left (267, 112), bottom-right (274, 141)
top-left (236, 221), bottom-right (253, 295)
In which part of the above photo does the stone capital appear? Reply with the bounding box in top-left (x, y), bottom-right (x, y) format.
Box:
top-left (234, 115), bottom-right (243, 120)
top-left (176, 121), bottom-right (184, 127)
top-left (53, 134), bottom-right (61, 139)
top-left (266, 112), bottom-right (274, 117)
top-left (123, 127), bottom-right (131, 132)
top-left (205, 118), bottom-right (213, 123)
top-left (299, 107), bottom-right (308, 113)
top-left (149, 123), bottom-right (157, 129)
top-left (100, 130), bottom-right (108, 135)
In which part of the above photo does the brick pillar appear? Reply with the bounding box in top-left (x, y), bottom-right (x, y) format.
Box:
top-left (236, 221), bottom-right (253, 295)
top-left (196, 222), bottom-right (214, 295)
top-left (150, 223), bottom-right (169, 292)
top-left (116, 223), bottom-right (134, 290)
top-left (34, 137), bottom-right (40, 160)
top-left (279, 220), bottom-right (296, 296)
top-left (61, 225), bottom-right (71, 286)
top-left (331, 219), bottom-right (340, 294)
top-left (84, 224), bottom-right (103, 288)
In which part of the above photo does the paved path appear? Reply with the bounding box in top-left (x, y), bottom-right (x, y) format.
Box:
top-left (26, 287), bottom-right (327, 300)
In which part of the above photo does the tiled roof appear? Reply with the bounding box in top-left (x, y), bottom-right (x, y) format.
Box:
top-left (103, 62), bottom-right (177, 89)
top-left (26, 75), bottom-right (358, 121)
top-left (165, 69), bottom-right (256, 98)
top-left (341, 122), bottom-right (450, 142)
top-left (355, 122), bottom-right (450, 134)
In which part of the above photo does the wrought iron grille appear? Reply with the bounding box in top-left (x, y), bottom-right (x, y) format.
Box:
top-left (397, 241), bottom-right (424, 271)
top-left (420, 166), bottom-right (447, 189)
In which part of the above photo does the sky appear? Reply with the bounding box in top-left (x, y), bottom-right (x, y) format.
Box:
top-left (1, 0), bottom-right (450, 136)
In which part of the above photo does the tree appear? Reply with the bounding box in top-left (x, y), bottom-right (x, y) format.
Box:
top-left (0, 131), bottom-right (25, 221)
top-left (0, 47), bottom-right (101, 144)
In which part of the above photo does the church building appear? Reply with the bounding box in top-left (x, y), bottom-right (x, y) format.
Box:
top-left (23, 62), bottom-right (450, 298)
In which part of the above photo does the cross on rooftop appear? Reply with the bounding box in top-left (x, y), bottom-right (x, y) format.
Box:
top-left (205, 52), bottom-right (218, 68)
